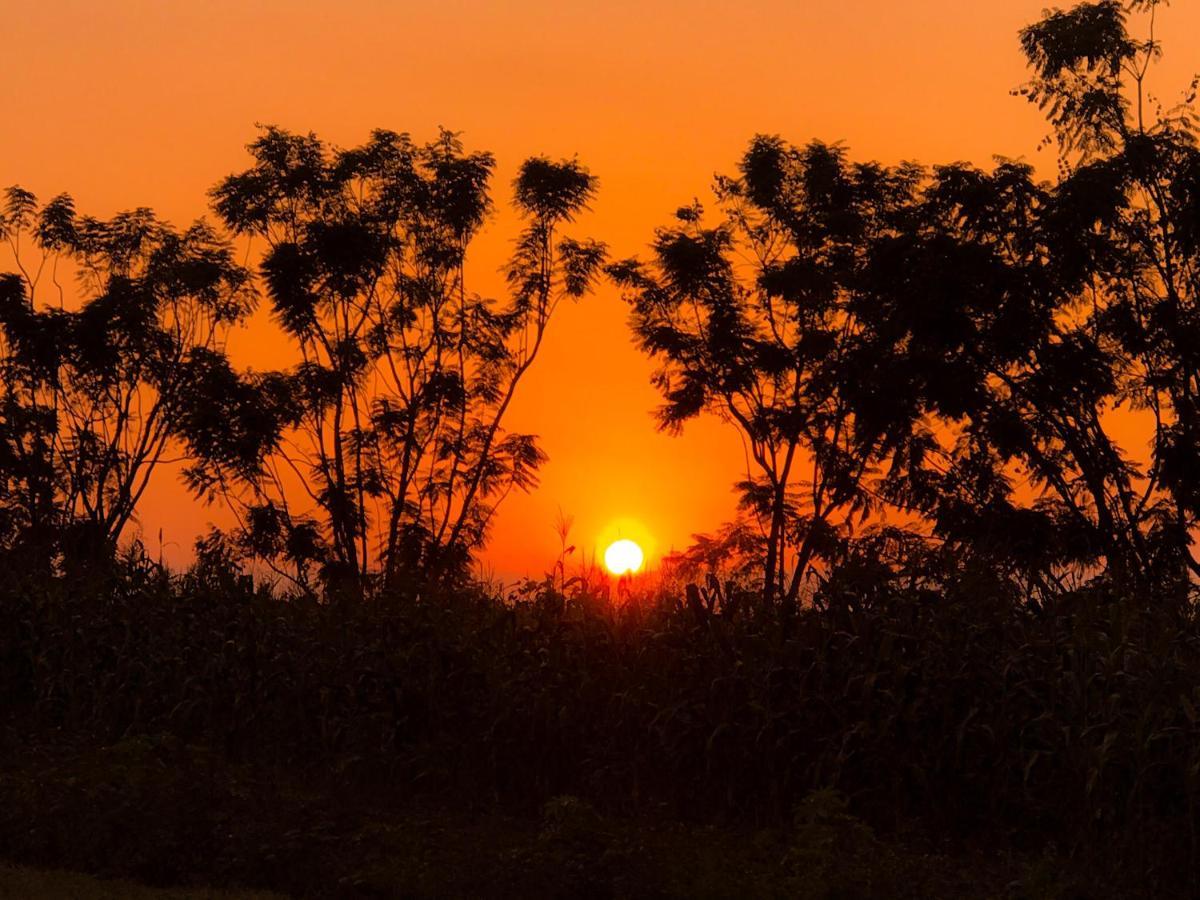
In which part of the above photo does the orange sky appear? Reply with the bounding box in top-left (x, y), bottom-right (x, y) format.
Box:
top-left (4, 1), bottom-right (1199, 580)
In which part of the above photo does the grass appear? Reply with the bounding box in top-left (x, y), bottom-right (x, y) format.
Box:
top-left (0, 863), bottom-right (283, 899)
top-left (0, 737), bottom-right (1046, 898)
top-left (1, 553), bottom-right (1198, 896)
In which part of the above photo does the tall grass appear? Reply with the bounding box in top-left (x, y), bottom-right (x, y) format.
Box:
top-left (2, 549), bottom-right (1198, 894)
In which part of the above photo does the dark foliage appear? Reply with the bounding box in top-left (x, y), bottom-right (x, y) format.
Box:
top-left (615, 0), bottom-right (1200, 609)
top-left (0, 555), bottom-right (1197, 896)
top-left (0, 191), bottom-right (254, 571)
top-left (201, 129), bottom-right (605, 596)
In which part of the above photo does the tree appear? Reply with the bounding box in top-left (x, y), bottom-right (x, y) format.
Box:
top-left (804, 0), bottom-right (1200, 597)
top-left (616, 0), bottom-right (1200, 604)
top-left (610, 140), bottom-right (926, 607)
top-left (0, 187), bottom-right (254, 567)
top-left (1010, 0), bottom-right (1200, 590)
top-left (199, 127), bottom-right (605, 593)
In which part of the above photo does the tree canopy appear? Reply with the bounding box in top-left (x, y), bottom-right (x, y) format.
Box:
top-left (0, 188), bottom-right (254, 569)
top-left (196, 127), bottom-right (605, 593)
top-left (618, 0), bottom-right (1200, 605)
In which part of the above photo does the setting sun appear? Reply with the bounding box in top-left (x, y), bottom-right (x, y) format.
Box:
top-left (604, 539), bottom-right (644, 576)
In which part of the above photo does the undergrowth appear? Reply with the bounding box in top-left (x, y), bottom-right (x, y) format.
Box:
top-left (2, 551), bottom-right (1198, 896)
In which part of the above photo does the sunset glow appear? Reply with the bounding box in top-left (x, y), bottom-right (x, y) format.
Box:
top-left (604, 539), bottom-right (644, 576)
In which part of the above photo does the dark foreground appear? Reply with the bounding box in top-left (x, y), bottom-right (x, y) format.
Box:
top-left (0, 734), bottom-right (1081, 898)
top-left (2, 555), bottom-right (1198, 897)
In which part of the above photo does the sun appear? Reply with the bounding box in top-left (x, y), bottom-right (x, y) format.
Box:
top-left (604, 539), bottom-right (644, 576)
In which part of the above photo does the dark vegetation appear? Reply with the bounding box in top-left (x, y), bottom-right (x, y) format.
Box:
top-left (3, 1), bottom-right (1200, 896)
top-left (3, 553), bottom-right (1199, 896)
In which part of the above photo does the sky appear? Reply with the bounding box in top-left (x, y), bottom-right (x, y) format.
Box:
top-left (3, 0), bottom-right (1199, 580)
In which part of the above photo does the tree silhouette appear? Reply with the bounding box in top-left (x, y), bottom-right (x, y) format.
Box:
top-left (0, 188), bottom-right (254, 568)
top-left (832, 0), bottom-right (1200, 596)
top-left (200, 128), bottom-right (605, 593)
top-left (1001, 0), bottom-right (1200, 588)
top-left (618, 0), bottom-right (1200, 603)
top-left (610, 140), bottom-right (925, 607)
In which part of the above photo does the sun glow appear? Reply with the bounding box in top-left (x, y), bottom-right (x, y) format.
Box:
top-left (604, 539), bottom-right (644, 576)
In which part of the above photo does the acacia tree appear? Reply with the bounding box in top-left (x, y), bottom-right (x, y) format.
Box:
top-left (199, 127), bottom-right (605, 592)
top-left (0, 187), bottom-right (254, 566)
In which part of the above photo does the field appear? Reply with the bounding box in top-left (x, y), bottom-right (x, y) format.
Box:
top-left (2, 554), bottom-right (1197, 897)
